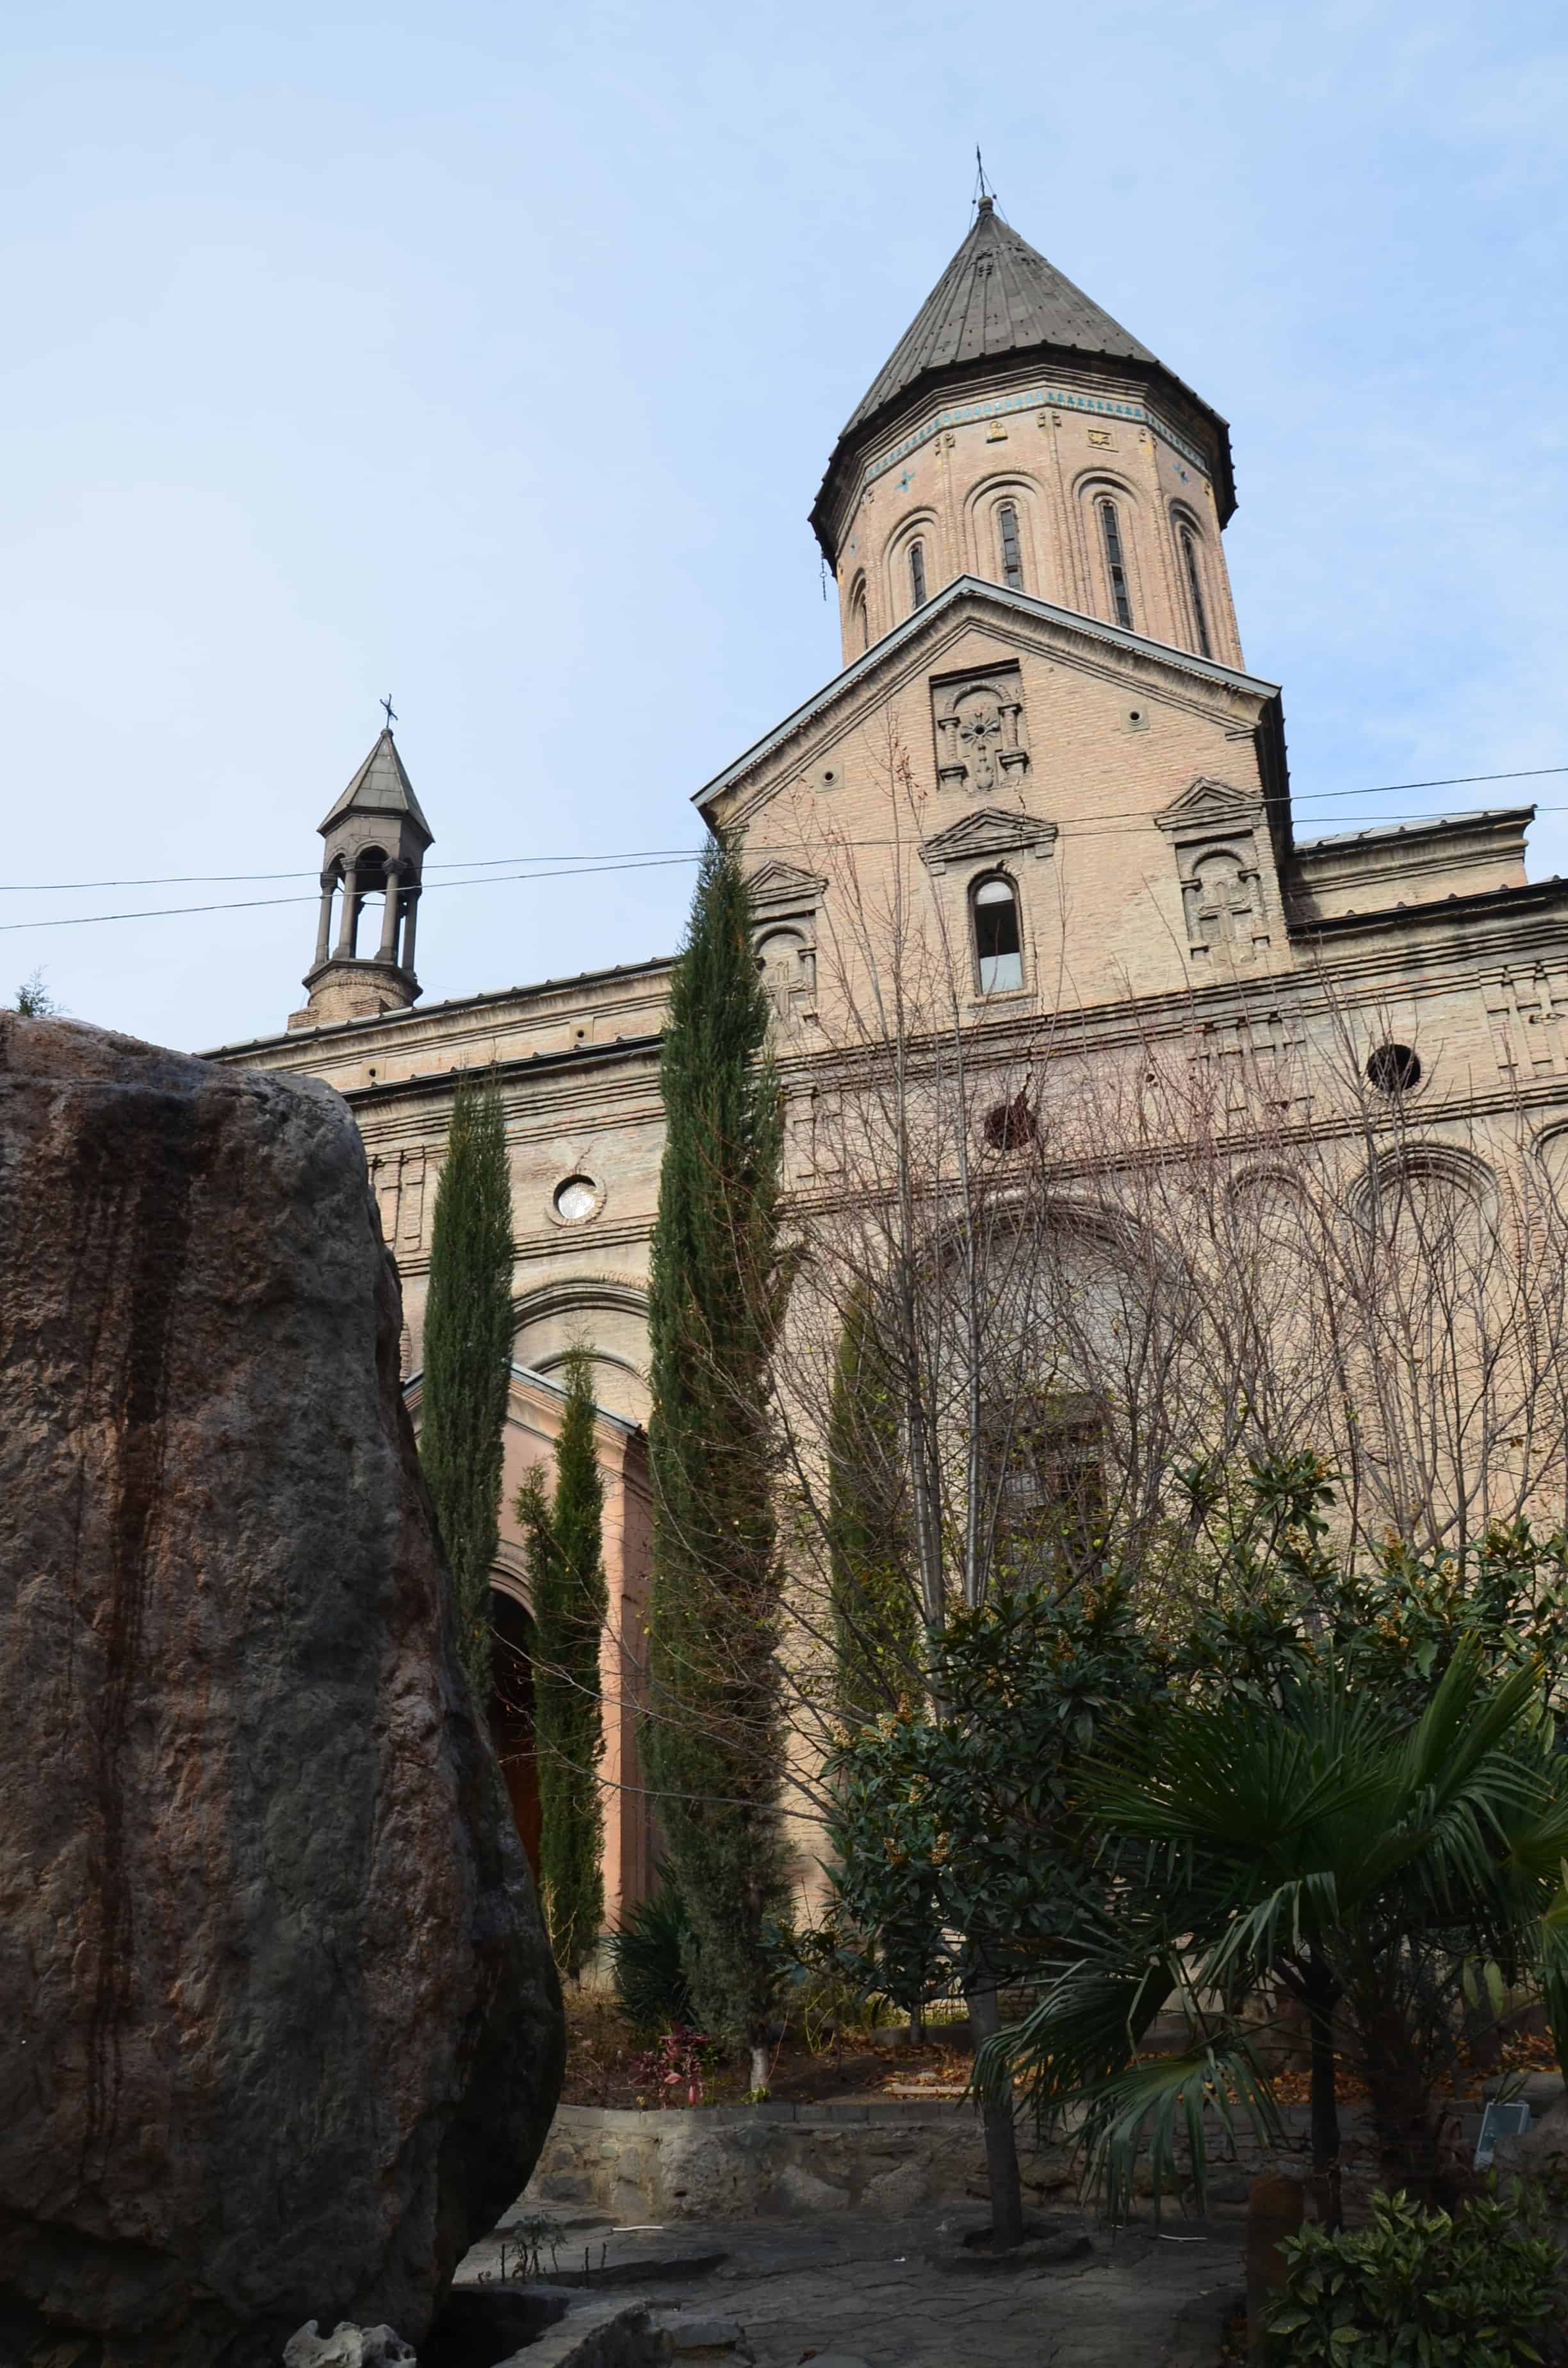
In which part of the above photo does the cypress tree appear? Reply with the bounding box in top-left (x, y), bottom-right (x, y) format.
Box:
top-left (644, 835), bottom-right (788, 2090)
top-left (419, 1076), bottom-right (515, 1700)
top-left (828, 1291), bottom-right (920, 1727)
top-left (518, 1347), bottom-right (607, 1980)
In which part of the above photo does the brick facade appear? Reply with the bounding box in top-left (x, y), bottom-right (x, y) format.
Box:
top-left (211, 200), bottom-right (1568, 1936)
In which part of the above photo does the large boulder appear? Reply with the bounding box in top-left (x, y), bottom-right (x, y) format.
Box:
top-left (0, 1017), bottom-right (564, 2366)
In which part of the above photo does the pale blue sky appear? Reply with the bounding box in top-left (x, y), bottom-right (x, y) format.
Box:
top-left (3, 2), bottom-right (1565, 1050)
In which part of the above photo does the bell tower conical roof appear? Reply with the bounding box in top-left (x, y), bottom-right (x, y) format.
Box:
top-left (810, 198), bottom-right (1235, 561)
top-left (319, 726), bottom-right (432, 844)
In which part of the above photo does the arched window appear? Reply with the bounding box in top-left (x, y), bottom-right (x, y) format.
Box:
top-left (909, 539), bottom-right (928, 611)
top-left (1178, 520), bottom-right (1213, 658)
top-left (849, 577), bottom-right (869, 653)
top-left (973, 875), bottom-right (1022, 993)
top-left (1097, 498), bottom-right (1133, 629)
top-left (996, 500), bottom-right (1024, 591)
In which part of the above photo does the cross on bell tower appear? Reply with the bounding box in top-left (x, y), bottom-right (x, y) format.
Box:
top-left (287, 719), bottom-right (434, 1032)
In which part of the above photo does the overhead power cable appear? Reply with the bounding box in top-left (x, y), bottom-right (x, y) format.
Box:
top-left (0, 855), bottom-right (700, 935)
top-left (2, 764), bottom-right (1565, 900)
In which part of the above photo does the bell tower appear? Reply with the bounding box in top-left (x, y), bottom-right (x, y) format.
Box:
top-left (288, 724), bottom-right (433, 1031)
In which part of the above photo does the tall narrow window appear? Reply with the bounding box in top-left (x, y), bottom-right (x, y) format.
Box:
top-left (909, 539), bottom-right (927, 611)
top-left (1097, 497), bottom-right (1133, 629)
top-left (973, 876), bottom-right (1022, 993)
top-left (1179, 522), bottom-right (1213, 658)
top-left (997, 500), bottom-right (1024, 590)
top-left (849, 579), bottom-right (869, 652)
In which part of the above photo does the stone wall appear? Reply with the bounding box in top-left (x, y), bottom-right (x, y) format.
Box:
top-left (526, 2103), bottom-right (1077, 2223)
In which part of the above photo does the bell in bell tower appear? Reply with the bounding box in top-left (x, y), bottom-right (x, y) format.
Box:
top-left (288, 712), bottom-right (433, 1032)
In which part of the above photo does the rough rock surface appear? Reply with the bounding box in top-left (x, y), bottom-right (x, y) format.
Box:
top-left (0, 1017), bottom-right (564, 2367)
top-left (525, 2103), bottom-right (1077, 2223)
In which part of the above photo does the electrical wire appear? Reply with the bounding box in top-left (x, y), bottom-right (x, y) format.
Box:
top-left (2, 766), bottom-right (1566, 936)
top-left (0, 853), bottom-right (701, 935)
top-left (1, 765), bottom-right (1565, 899)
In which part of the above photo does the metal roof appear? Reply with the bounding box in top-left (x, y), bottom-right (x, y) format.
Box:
top-left (842, 199), bottom-right (1159, 438)
top-left (1293, 805), bottom-right (1533, 853)
top-left (811, 200), bottom-right (1235, 551)
top-left (201, 956), bottom-right (674, 1060)
top-left (318, 728), bottom-right (433, 843)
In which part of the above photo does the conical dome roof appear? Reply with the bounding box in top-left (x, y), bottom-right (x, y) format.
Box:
top-left (811, 200), bottom-right (1233, 555)
top-left (318, 728), bottom-right (432, 844)
top-left (842, 198), bottom-right (1158, 438)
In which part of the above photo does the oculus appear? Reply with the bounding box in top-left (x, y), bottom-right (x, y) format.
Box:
top-left (553, 1174), bottom-right (598, 1223)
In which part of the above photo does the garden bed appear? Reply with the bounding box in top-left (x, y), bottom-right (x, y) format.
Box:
top-left (560, 1997), bottom-right (976, 2113)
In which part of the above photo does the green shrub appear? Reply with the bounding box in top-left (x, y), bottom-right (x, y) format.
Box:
top-left (1264, 2184), bottom-right (1561, 2367)
top-left (609, 1872), bottom-right (696, 2032)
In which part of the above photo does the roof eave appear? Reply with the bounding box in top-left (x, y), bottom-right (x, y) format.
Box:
top-left (1292, 805), bottom-right (1537, 857)
top-left (1288, 876), bottom-right (1568, 943)
top-left (808, 347), bottom-right (1237, 563)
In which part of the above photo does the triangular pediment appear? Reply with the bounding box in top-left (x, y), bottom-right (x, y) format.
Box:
top-left (747, 859), bottom-right (826, 909)
top-left (698, 577), bottom-right (1281, 832)
top-left (1155, 776), bottom-right (1261, 835)
top-left (920, 808), bottom-right (1058, 873)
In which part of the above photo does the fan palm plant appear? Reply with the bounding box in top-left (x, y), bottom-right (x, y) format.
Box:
top-left (981, 1640), bottom-right (1568, 2223)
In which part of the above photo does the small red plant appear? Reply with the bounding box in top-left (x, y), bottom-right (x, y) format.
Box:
top-left (630, 2025), bottom-right (711, 2108)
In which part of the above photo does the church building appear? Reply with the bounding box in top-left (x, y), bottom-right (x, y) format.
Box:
top-left (211, 197), bottom-right (1568, 1920)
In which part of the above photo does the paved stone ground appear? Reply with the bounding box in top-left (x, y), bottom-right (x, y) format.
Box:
top-left (458, 2205), bottom-right (1246, 2365)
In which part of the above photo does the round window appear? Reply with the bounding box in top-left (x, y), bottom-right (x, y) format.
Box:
top-left (553, 1174), bottom-right (598, 1223)
top-left (1366, 1044), bottom-right (1421, 1096)
top-left (982, 1095), bottom-right (1036, 1151)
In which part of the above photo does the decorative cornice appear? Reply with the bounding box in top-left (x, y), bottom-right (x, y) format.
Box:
top-left (860, 383), bottom-right (1209, 503)
top-left (747, 859), bottom-right (827, 911)
top-left (339, 1032), bottom-right (663, 1104)
top-left (920, 809), bottom-right (1059, 874)
top-left (1154, 777), bottom-right (1264, 839)
top-left (1288, 876), bottom-right (1568, 944)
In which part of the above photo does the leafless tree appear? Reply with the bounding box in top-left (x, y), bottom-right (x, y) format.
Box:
top-left (756, 724), bottom-right (1568, 1767)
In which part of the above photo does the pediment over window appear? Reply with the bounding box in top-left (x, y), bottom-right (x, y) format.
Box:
top-left (747, 859), bottom-right (827, 914)
top-left (920, 809), bottom-right (1059, 874)
top-left (1154, 777), bottom-right (1263, 838)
